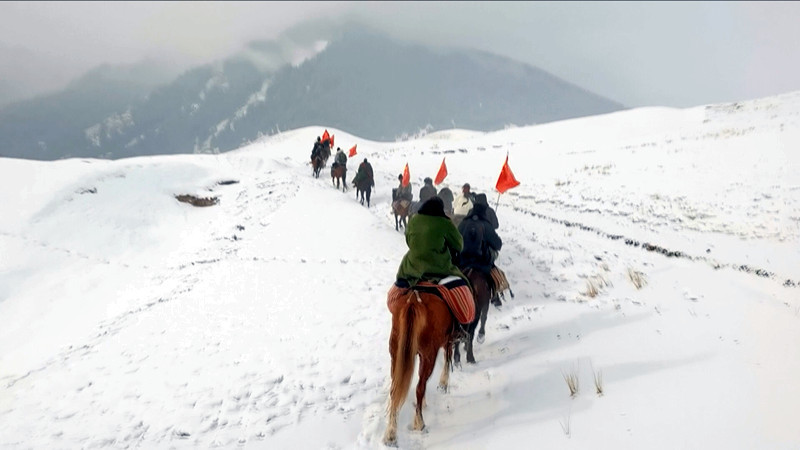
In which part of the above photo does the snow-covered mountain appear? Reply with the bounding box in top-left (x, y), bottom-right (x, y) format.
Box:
top-left (0, 27), bottom-right (622, 161)
top-left (1, 90), bottom-right (798, 448)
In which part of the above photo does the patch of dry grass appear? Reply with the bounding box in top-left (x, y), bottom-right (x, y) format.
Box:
top-left (627, 268), bottom-right (647, 289)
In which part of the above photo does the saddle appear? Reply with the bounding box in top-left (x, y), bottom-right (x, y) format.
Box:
top-left (392, 199), bottom-right (411, 210)
top-left (386, 277), bottom-right (475, 324)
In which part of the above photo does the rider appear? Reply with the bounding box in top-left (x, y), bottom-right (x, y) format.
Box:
top-left (321, 136), bottom-right (332, 159)
top-left (419, 177), bottom-right (437, 203)
top-left (452, 183), bottom-right (475, 226)
top-left (334, 147), bottom-right (347, 168)
top-left (395, 197), bottom-right (466, 288)
top-left (437, 186), bottom-right (455, 217)
top-left (457, 202), bottom-right (502, 295)
top-left (473, 193), bottom-right (499, 230)
top-left (393, 174), bottom-right (413, 202)
top-left (310, 136), bottom-right (322, 161)
top-left (354, 157), bottom-right (375, 187)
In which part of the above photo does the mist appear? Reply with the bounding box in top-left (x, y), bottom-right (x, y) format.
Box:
top-left (1, 1), bottom-right (799, 108)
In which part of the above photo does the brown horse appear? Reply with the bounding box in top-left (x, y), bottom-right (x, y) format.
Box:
top-left (453, 267), bottom-right (492, 365)
top-left (392, 199), bottom-right (410, 231)
top-left (331, 164), bottom-right (347, 192)
top-left (384, 288), bottom-right (455, 446)
top-left (311, 155), bottom-right (324, 178)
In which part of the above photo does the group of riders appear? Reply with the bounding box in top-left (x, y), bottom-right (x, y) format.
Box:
top-left (393, 179), bottom-right (505, 309)
top-left (310, 136), bottom-right (375, 190)
top-left (310, 133), bottom-right (506, 317)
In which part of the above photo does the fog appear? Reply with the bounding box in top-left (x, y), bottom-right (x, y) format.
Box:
top-left (1, 1), bottom-right (799, 108)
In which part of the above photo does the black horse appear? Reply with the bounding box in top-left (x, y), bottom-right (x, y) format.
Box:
top-left (453, 267), bottom-right (492, 366)
top-left (353, 176), bottom-right (373, 207)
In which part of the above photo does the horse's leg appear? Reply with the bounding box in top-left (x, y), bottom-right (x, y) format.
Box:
top-left (466, 323), bottom-right (477, 364)
top-left (413, 352), bottom-right (436, 431)
top-left (453, 339), bottom-right (461, 368)
top-left (384, 322), bottom-right (400, 446)
top-left (366, 188), bottom-right (371, 208)
top-left (395, 214), bottom-right (399, 232)
top-left (384, 303), bottom-right (417, 446)
top-left (477, 300), bottom-right (489, 344)
top-left (439, 341), bottom-right (452, 392)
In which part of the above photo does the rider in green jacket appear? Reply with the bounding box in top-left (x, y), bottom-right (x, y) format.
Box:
top-left (395, 197), bottom-right (466, 287)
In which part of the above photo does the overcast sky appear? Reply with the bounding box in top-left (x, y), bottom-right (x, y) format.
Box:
top-left (1, 1), bottom-right (799, 108)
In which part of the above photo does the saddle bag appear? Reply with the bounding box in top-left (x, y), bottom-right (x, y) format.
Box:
top-left (490, 267), bottom-right (510, 293)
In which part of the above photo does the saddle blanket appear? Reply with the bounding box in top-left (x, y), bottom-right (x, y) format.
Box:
top-left (387, 277), bottom-right (475, 324)
top-left (392, 199), bottom-right (411, 209)
top-left (490, 267), bottom-right (510, 293)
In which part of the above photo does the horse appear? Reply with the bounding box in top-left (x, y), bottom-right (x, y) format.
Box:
top-left (353, 176), bottom-right (372, 207)
top-left (392, 199), bottom-right (411, 231)
top-left (331, 163), bottom-right (347, 192)
top-left (311, 155), bottom-right (323, 178)
top-left (384, 288), bottom-right (456, 446)
top-left (453, 267), bottom-right (492, 366)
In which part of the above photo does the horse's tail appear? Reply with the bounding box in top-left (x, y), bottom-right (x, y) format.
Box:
top-left (389, 293), bottom-right (425, 414)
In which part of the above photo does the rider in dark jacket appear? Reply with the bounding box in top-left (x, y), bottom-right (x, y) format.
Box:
top-left (473, 193), bottom-right (499, 230)
top-left (419, 177), bottom-right (437, 203)
top-left (310, 137), bottom-right (322, 160)
top-left (354, 158), bottom-right (375, 186)
top-left (457, 203), bottom-right (502, 276)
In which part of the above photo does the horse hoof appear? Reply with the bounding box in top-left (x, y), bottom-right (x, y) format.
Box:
top-left (467, 358), bottom-right (477, 365)
top-left (437, 384), bottom-right (448, 393)
top-left (477, 333), bottom-right (485, 344)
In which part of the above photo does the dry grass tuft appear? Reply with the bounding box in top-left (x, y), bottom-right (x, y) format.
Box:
top-left (627, 268), bottom-right (647, 289)
top-left (562, 370), bottom-right (579, 398)
top-left (585, 279), bottom-right (599, 298)
top-left (593, 369), bottom-right (604, 396)
top-left (582, 274), bottom-right (609, 298)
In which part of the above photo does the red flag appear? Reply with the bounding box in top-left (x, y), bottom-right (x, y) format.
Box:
top-left (348, 144), bottom-right (357, 157)
top-left (434, 157), bottom-right (448, 185)
top-left (495, 155), bottom-right (520, 193)
top-left (322, 129), bottom-right (330, 143)
top-left (402, 163), bottom-right (410, 187)
top-left (331, 134), bottom-right (335, 147)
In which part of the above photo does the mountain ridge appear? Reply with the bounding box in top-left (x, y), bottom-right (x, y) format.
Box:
top-left (0, 27), bottom-right (624, 161)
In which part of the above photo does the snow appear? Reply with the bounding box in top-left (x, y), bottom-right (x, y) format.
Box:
top-left (1, 90), bottom-right (799, 449)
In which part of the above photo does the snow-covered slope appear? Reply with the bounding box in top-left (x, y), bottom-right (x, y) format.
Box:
top-left (1, 91), bottom-right (798, 449)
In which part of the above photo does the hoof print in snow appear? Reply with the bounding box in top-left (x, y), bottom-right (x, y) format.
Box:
top-left (175, 194), bottom-right (218, 207)
top-left (217, 179), bottom-right (239, 186)
top-left (78, 187), bottom-right (97, 194)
